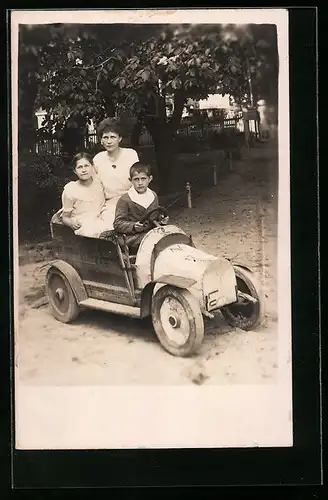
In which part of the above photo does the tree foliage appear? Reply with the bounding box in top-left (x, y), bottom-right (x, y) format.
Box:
top-left (19, 22), bottom-right (278, 189)
top-left (21, 23), bottom-right (277, 122)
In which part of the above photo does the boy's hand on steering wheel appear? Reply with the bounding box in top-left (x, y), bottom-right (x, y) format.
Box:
top-left (159, 215), bottom-right (169, 226)
top-left (134, 221), bottom-right (145, 233)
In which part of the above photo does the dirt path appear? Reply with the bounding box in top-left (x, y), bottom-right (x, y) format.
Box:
top-left (16, 145), bottom-right (278, 386)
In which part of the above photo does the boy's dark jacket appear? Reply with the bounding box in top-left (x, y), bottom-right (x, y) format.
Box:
top-left (113, 190), bottom-right (159, 236)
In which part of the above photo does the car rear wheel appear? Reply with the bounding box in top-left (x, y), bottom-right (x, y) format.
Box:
top-left (221, 266), bottom-right (264, 330)
top-left (46, 267), bottom-right (80, 323)
top-left (151, 285), bottom-right (204, 357)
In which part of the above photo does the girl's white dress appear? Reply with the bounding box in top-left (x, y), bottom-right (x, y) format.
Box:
top-left (61, 178), bottom-right (110, 237)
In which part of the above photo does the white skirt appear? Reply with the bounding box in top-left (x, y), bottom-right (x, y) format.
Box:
top-left (74, 216), bottom-right (113, 238)
top-left (99, 196), bottom-right (121, 228)
top-left (74, 196), bottom-right (120, 238)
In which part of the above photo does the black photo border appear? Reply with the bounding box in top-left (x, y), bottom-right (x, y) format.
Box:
top-left (3, 5), bottom-right (323, 497)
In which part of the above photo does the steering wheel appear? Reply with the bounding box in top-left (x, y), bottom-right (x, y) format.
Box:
top-left (139, 206), bottom-right (168, 225)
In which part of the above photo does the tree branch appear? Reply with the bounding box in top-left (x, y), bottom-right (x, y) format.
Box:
top-left (95, 69), bottom-right (102, 94)
top-left (77, 55), bottom-right (117, 71)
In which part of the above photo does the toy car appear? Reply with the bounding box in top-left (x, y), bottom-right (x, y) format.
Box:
top-left (46, 207), bottom-right (264, 357)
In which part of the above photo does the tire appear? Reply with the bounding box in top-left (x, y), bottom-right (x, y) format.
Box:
top-left (46, 267), bottom-right (80, 323)
top-left (151, 285), bottom-right (204, 357)
top-left (221, 266), bottom-right (264, 330)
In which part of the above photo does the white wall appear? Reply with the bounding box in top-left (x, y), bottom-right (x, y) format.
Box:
top-left (198, 94), bottom-right (231, 110)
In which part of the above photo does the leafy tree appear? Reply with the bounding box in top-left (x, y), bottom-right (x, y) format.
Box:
top-left (18, 25), bottom-right (47, 148)
top-left (19, 22), bottom-right (278, 190)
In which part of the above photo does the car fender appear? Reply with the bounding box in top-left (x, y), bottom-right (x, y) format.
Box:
top-left (47, 260), bottom-right (88, 304)
top-left (140, 282), bottom-right (156, 318)
top-left (230, 262), bottom-right (254, 274)
top-left (140, 275), bottom-right (197, 318)
top-left (153, 274), bottom-right (197, 289)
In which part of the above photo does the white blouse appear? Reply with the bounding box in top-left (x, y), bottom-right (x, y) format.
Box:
top-left (93, 148), bottom-right (139, 201)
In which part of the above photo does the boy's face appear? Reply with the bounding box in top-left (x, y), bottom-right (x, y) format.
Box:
top-left (130, 171), bottom-right (152, 194)
top-left (101, 131), bottom-right (122, 153)
top-left (74, 158), bottom-right (93, 181)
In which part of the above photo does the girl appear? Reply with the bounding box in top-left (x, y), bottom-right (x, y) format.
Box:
top-left (61, 152), bottom-right (110, 238)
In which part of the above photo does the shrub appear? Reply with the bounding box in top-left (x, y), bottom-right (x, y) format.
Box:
top-left (174, 134), bottom-right (208, 154)
top-left (18, 152), bottom-right (73, 242)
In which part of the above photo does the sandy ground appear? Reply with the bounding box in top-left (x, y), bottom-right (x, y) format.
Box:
top-left (16, 144), bottom-right (279, 386)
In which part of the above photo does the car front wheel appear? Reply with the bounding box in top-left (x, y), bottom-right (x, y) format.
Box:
top-left (151, 285), bottom-right (204, 357)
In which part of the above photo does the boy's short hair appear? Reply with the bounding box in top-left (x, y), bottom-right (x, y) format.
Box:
top-left (129, 162), bottom-right (152, 178)
top-left (97, 118), bottom-right (125, 138)
top-left (72, 152), bottom-right (94, 170)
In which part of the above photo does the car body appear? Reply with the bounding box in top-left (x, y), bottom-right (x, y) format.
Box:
top-left (46, 209), bottom-right (263, 357)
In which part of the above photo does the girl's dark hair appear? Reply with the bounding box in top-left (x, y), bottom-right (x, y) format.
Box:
top-left (97, 118), bottom-right (125, 138)
top-left (129, 162), bottom-right (152, 178)
top-left (72, 152), bottom-right (94, 169)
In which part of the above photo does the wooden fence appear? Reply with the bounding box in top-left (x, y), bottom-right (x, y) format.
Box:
top-left (32, 116), bottom-right (259, 156)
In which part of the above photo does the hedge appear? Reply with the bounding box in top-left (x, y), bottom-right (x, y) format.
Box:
top-left (17, 131), bottom-right (244, 242)
top-left (18, 152), bottom-right (73, 242)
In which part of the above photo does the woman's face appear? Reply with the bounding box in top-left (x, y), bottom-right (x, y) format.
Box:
top-left (101, 130), bottom-right (122, 153)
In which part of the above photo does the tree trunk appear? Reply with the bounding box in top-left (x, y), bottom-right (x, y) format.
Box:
top-left (131, 118), bottom-right (143, 149)
top-left (105, 99), bottom-right (116, 118)
top-left (169, 89), bottom-right (186, 133)
top-left (143, 90), bottom-right (186, 195)
top-left (144, 116), bottom-right (177, 195)
top-left (101, 89), bottom-right (116, 117)
top-left (153, 129), bottom-right (178, 195)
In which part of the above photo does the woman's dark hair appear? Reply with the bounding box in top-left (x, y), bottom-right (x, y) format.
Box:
top-left (97, 118), bottom-right (125, 138)
top-left (129, 162), bottom-right (152, 178)
top-left (72, 152), bottom-right (94, 169)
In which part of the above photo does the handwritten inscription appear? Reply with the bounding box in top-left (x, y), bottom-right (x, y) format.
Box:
top-left (169, 245), bottom-right (184, 252)
top-left (184, 254), bottom-right (213, 264)
top-left (152, 227), bottom-right (166, 234)
top-left (185, 255), bottom-right (197, 262)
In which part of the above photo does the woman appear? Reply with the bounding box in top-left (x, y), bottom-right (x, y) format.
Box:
top-left (93, 118), bottom-right (139, 229)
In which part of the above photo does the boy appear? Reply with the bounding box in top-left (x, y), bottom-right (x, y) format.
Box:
top-left (114, 162), bottom-right (168, 249)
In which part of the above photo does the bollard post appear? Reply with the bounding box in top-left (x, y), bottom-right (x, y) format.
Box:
top-left (228, 151), bottom-right (233, 171)
top-left (213, 164), bottom-right (217, 186)
top-left (186, 182), bottom-right (192, 208)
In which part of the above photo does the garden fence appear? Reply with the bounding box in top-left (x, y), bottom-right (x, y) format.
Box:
top-left (32, 115), bottom-right (259, 156)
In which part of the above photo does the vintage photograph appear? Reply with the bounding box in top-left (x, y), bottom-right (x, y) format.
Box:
top-left (12, 9), bottom-right (292, 450)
